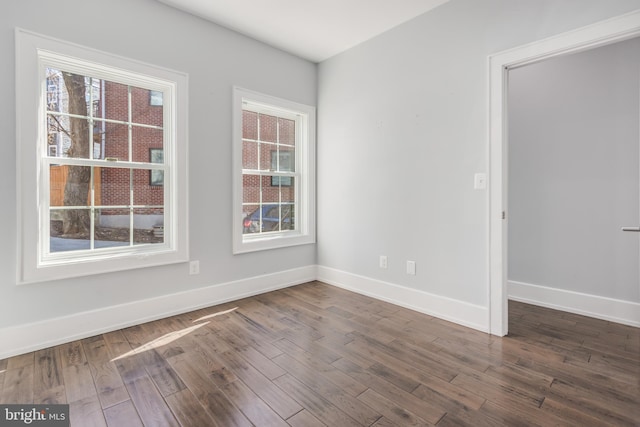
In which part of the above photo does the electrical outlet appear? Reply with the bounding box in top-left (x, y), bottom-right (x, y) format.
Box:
top-left (406, 260), bottom-right (416, 275)
top-left (379, 255), bottom-right (388, 269)
top-left (189, 260), bottom-right (200, 275)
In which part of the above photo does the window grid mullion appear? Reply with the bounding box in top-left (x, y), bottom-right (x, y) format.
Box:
top-left (90, 166), bottom-right (95, 250)
top-left (276, 117), bottom-right (281, 232)
top-left (257, 113), bottom-right (263, 232)
top-left (50, 204), bottom-right (163, 210)
top-left (89, 77), bottom-right (96, 250)
top-left (46, 110), bottom-right (163, 131)
top-left (128, 85), bottom-right (134, 246)
top-left (130, 168), bottom-right (134, 246)
top-left (276, 117), bottom-right (280, 173)
top-left (127, 85), bottom-right (133, 163)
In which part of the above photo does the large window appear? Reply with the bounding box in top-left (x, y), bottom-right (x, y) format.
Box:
top-left (16, 29), bottom-right (188, 283)
top-left (233, 88), bottom-right (315, 253)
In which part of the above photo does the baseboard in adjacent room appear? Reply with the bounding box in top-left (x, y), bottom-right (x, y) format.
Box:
top-left (508, 280), bottom-right (640, 327)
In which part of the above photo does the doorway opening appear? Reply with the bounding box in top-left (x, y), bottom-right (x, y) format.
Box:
top-left (488, 10), bottom-right (640, 336)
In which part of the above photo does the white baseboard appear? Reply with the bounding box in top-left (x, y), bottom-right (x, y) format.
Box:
top-left (317, 266), bottom-right (489, 333)
top-left (1, 264), bottom-right (495, 360)
top-left (0, 266), bottom-right (317, 360)
top-left (508, 280), bottom-right (640, 327)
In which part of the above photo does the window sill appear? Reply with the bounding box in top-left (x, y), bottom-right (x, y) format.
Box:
top-left (233, 232), bottom-right (315, 254)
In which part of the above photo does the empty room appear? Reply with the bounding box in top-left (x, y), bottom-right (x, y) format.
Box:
top-left (1, 0), bottom-right (639, 425)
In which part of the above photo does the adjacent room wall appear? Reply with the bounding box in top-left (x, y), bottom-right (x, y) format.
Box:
top-left (316, 0), bottom-right (640, 330)
top-left (0, 0), bottom-right (317, 358)
top-left (508, 37), bottom-right (640, 321)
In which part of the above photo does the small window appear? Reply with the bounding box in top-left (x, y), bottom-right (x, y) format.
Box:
top-left (150, 90), bottom-right (163, 106)
top-left (16, 29), bottom-right (188, 284)
top-left (149, 148), bottom-right (164, 186)
top-left (233, 87), bottom-right (315, 253)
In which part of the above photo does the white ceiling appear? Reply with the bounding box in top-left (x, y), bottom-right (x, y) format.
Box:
top-left (156, 0), bottom-right (450, 62)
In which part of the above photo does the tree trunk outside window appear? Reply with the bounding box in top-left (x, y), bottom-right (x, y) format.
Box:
top-left (61, 72), bottom-right (91, 236)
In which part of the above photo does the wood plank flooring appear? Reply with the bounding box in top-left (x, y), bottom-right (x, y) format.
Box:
top-left (1, 281), bottom-right (638, 426)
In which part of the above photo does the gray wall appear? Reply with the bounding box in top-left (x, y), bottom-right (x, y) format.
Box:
top-left (317, 0), bottom-right (640, 306)
top-left (0, 0), bottom-right (316, 329)
top-left (508, 37), bottom-right (640, 302)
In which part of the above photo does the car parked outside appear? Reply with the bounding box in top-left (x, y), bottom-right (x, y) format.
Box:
top-left (243, 204), bottom-right (294, 233)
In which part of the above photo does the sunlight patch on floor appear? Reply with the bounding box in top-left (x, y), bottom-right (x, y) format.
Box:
top-left (111, 322), bottom-right (209, 361)
top-left (193, 307), bottom-right (238, 323)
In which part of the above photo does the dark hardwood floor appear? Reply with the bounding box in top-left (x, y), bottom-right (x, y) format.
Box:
top-left (0, 281), bottom-right (638, 426)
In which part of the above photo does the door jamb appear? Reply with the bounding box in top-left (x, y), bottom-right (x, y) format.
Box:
top-left (488, 10), bottom-right (640, 336)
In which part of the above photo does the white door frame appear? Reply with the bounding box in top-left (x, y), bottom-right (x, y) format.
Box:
top-left (488, 10), bottom-right (640, 336)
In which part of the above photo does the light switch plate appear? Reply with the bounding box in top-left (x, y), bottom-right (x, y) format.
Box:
top-left (474, 173), bottom-right (487, 190)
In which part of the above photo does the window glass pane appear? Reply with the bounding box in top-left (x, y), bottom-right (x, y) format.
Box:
top-left (242, 204), bottom-right (290, 233)
top-left (149, 168), bottom-right (164, 188)
top-left (100, 168), bottom-right (131, 206)
top-left (50, 165), bottom-right (91, 207)
top-left (280, 204), bottom-right (295, 231)
top-left (46, 115), bottom-right (66, 157)
top-left (242, 140), bottom-right (258, 169)
top-left (102, 122), bottom-right (129, 161)
top-left (92, 120), bottom-right (106, 160)
top-left (46, 70), bottom-right (88, 116)
top-left (51, 165), bottom-right (91, 207)
top-left (259, 144), bottom-right (272, 171)
top-left (243, 203), bottom-right (294, 233)
top-left (242, 175), bottom-right (260, 204)
top-left (270, 148), bottom-right (295, 172)
top-left (243, 111), bottom-right (257, 140)
top-left (263, 177), bottom-right (295, 203)
top-left (261, 205), bottom-right (282, 232)
top-left (86, 76), bottom-right (102, 119)
top-left (261, 187), bottom-right (279, 203)
top-left (95, 208), bottom-right (131, 248)
top-left (242, 204), bottom-right (259, 234)
top-left (281, 178), bottom-right (295, 205)
top-left (259, 113), bottom-right (277, 142)
top-left (133, 208), bottom-right (164, 245)
top-left (45, 69), bottom-right (63, 112)
top-left (49, 208), bottom-right (92, 252)
top-left (149, 91), bottom-right (164, 107)
top-left (103, 80), bottom-right (129, 122)
top-left (133, 169), bottom-right (164, 203)
top-left (47, 114), bottom-right (91, 159)
top-left (49, 165), bottom-right (65, 207)
top-left (132, 127), bottom-right (164, 163)
top-left (278, 117), bottom-right (295, 146)
top-left (131, 87), bottom-right (164, 127)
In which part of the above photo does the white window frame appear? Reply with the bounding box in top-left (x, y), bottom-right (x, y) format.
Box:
top-left (16, 29), bottom-right (189, 284)
top-left (232, 87), bottom-right (316, 253)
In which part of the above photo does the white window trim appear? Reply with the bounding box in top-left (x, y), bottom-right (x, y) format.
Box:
top-left (16, 28), bottom-right (189, 284)
top-left (232, 87), bottom-right (316, 254)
